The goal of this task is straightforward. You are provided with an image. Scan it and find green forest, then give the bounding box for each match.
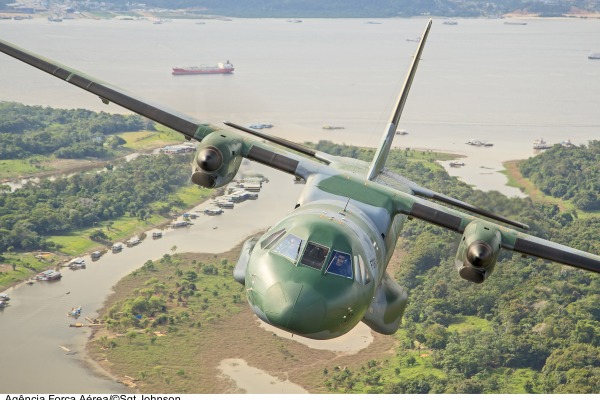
[0,103,190,254]
[312,141,599,393]
[0,102,152,159]
[519,141,600,212]
[88,139,599,394]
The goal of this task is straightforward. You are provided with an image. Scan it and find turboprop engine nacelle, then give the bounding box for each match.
[455,220,501,284]
[191,131,243,188]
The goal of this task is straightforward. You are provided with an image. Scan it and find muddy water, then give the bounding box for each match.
[0,163,303,393]
[218,358,308,394]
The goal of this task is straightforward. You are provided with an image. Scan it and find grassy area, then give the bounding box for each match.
[120,127,183,152]
[0,158,50,179]
[87,247,401,393]
[87,251,249,393]
[447,315,492,334]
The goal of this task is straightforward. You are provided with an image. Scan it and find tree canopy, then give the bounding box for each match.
[519,141,600,212]
[0,102,153,159]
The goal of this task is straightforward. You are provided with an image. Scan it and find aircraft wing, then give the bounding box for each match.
[0,38,219,141]
[392,190,600,274]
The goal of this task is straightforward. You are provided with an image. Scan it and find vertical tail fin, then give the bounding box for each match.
[367,19,432,181]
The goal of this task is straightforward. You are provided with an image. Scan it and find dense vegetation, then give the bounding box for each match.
[96,0,600,17]
[0,102,152,159]
[312,141,599,393]
[0,153,193,253]
[519,141,600,212]
[89,140,599,393]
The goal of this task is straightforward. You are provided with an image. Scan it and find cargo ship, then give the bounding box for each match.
[172,61,234,75]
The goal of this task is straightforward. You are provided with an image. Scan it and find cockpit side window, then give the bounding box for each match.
[260,228,286,250]
[300,242,329,270]
[353,255,372,285]
[273,234,304,262]
[326,251,353,279]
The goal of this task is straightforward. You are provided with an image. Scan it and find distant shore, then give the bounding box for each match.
[2,11,600,20]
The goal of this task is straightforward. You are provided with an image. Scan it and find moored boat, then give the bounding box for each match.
[36,269,62,281]
[533,138,552,150]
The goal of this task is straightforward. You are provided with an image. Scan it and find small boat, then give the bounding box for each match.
[171,220,192,228]
[504,21,528,25]
[443,20,458,25]
[127,237,141,247]
[91,251,102,259]
[68,306,82,318]
[249,123,273,129]
[533,138,552,150]
[466,139,493,147]
[449,162,465,167]
[67,257,86,269]
[204,208,224,216]
[322,125,344,130]
[111,242,124,253]
[588,53,600,60]
[395,130,409,135]
[36,269,62,281]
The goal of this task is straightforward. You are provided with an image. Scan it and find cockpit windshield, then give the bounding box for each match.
[300,242,329,270]
[271,234,355,280]
[325,250,353,279]
[273,234,303,262]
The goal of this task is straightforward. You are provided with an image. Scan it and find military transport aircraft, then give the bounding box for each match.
[1,20,599,340]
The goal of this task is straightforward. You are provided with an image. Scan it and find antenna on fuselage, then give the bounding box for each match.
[343,198,351,213]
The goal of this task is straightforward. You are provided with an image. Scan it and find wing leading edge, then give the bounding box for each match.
[0,38,218,141]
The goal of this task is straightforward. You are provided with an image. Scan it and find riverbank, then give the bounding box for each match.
[0,182,213,292]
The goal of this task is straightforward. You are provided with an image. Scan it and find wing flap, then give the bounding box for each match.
[511,237,600,273]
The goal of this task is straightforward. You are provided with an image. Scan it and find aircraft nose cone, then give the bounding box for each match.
[264,282,302,328]
[263,282,327,334]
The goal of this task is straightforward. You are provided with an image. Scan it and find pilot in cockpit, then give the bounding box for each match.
[327,251,353,278]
